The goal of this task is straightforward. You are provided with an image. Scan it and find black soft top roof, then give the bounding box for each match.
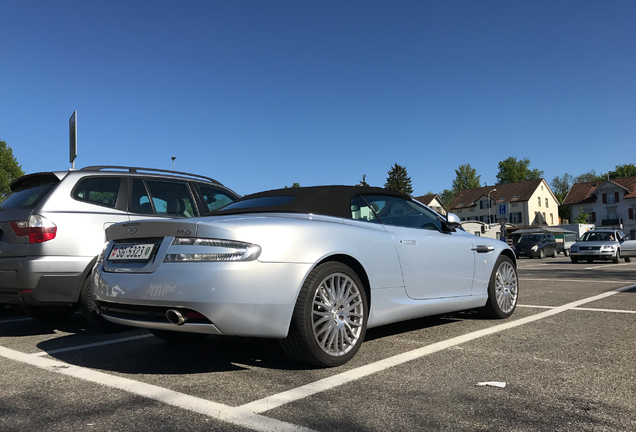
[212,185,409,218]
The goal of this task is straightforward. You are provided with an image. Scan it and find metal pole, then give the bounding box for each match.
[488,188,497,225]
[171,156,176,173]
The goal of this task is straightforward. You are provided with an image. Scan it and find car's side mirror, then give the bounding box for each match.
[445,212,461,231]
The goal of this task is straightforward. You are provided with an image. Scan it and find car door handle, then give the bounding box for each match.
[400,240,417,245]
[472,245,494,253]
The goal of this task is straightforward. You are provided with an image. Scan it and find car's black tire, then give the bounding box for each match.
[21,303,79,322]
[613,250,620,264]
[551,248,557,258]
[150,329,208,343]
[280,261,368,367]
[564,249,570,257]
[79,276,129,332]
[482,255,518,319]
[538,249,544,259]
[626,257,632,263]
[571,257,578,264]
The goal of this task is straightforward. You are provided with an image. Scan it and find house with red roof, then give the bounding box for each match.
[562,176,636,237]
[448,179,560,227]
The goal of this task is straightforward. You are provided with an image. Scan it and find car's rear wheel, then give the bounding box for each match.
[280,261,368,367]
[482,255,518,319]
[80,276,128,332]
[564,249,570,257]
[21,303,79,322]
[626,257,632,263]
[150,329,208,343]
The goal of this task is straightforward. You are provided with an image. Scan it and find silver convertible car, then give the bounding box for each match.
[91,186,519,367]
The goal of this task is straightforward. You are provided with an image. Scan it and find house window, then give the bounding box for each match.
[545,198,549,208]
[470,208,475,212]
[480,200,491,209]
[512,203,518,208]
[550,214,554,224]
[606,193,615,204]
[538,197,541,207]
[629,208,634,220]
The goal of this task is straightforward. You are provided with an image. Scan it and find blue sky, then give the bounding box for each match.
[1,1,634,197]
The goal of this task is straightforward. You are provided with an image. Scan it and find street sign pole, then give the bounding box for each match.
[69,111,77,169]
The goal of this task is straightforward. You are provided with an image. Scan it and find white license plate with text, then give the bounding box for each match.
[109,244,154,261]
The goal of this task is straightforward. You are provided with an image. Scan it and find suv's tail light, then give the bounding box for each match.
[9,215,57,243]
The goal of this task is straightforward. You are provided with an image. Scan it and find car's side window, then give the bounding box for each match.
[351,196,381,223]
[145,179,198,217]
[196,184,236,213]
[356,195,442,231]
[72,177,120,208]
[130,178,154,214]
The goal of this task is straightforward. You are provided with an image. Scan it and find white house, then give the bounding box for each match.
[413,193,446,215]
[563,177,636,238]
[448,179,560,227]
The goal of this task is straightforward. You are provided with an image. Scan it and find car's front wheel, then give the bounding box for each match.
[281,261,368,367]
[613,250,621,264]
[571,257,578,264]
[538,249,545,259]
[482,255,518,319]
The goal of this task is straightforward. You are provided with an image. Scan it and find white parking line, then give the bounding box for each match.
[1,284,634,432]
[521,277,633,284]
[517,305,636,314]
[239,284,635,414]
[583,263,632,270]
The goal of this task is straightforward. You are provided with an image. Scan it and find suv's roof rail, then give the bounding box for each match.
[80,166,222,185]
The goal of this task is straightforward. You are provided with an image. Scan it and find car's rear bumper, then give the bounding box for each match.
[92,261,313,339]
[0,255,93,305]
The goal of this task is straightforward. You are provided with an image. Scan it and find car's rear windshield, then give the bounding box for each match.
[219,195,296,210]
[1,178,58,209]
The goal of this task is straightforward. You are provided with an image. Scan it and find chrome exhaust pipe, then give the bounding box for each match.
[166,309,186,325]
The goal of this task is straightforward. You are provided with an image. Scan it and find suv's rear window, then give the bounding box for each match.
[1,179,57,209]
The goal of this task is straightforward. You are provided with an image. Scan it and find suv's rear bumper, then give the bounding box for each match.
[0,255,94,305]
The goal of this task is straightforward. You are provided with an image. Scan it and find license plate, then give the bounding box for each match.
[109,244,154,261]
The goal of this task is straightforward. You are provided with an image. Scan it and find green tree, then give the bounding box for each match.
[284,183,301,188]
[550,173,573,204]
[384,163,413,196]
[575,170,603,183]
[452,164,481,192]
[496,157,543,184]
[0,140,25,201]
[608,163,636,179]
[439,188,456,212]
[573,207,589,224]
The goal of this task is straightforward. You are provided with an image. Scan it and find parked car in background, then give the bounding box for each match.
[0,166,239,328]
[92,185,519,367]
[569,228,636,264]
[512,233,558,259]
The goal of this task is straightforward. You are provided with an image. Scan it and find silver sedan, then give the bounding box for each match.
[91,186,518,367]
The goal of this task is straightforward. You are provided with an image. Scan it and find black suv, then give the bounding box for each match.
[0,166,239,328]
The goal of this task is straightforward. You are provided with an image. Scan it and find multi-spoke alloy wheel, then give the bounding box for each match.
[483,255,518,319]
[281,262,368,367]
[494,260,518,315]
[311,272,364,357]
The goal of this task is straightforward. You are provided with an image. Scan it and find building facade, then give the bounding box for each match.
[563,177,636,238]
[448,179,560,227]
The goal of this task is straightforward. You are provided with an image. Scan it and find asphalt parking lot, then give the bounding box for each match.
[1,256,635,432]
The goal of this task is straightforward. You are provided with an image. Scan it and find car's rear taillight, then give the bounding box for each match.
[9,215,57,243]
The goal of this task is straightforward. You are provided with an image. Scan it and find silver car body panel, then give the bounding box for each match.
[93,212,511,338]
